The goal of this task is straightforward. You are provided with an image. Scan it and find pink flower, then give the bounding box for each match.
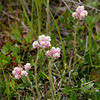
[45,50,51,57]
[38,35,46,42]
[12,66,22,79]
[72,12,78,19]
[39,40,51,48]
[50,47,56,54]
[32,41,39,48]
[45,41,51,48]
[46,47,60,59]
[76,6,84,14]
[80,12,85,20]
[13,67,22,75]
[53,53,60,58]
[83,10,88,16]
[50,47,60,54]
[21,70,28,76]
[15,74,21,80]
[33,35,51,49]
[40,41,46,48]
[45,36,51,42]
[72,6,88,20]
[24,63,31,70]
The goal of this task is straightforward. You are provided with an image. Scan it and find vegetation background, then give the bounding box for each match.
[0,0,100,100]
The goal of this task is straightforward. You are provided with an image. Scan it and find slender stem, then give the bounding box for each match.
[34,49,41,100]
[26,76,36,100]
[72,22,77,70]
[48,59,55,100]
[88,24,93,66]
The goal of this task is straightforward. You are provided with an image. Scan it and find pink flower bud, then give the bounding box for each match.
[45,41,51,47]
[53,53,60,58]
[50,47,56,54]
[80,12,85,20]
[83,10,88,16]
[38,35,46,42]
[12,66,22,80]
[15,74,21,80]
[32,41,39,48]
[24,63,31,70]
[76,6,84,14]
[45,36,51,42]
[45,50,51,57]
[72,12,78,19]
[40,41,45,48]
[21,70,28,76]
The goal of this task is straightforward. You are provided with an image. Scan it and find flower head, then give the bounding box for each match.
[45,50,51,57]
[72,6,88,20]
[72,12,78,19]
[46,47,60,59]
[33,35,51,49]
[32,41,39,49]
[21,70,28,76]
[12,66,22,80]
[24,63,31,70]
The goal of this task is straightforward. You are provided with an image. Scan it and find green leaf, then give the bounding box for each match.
[41,71,49,80]
[18,84,25,89]
[70,91,77,100]
[6,42,11,50]
[1,47,8,54]
[2,60,8,65]
[95,92,100,100]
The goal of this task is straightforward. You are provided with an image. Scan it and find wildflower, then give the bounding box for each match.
[12,66,22,80]
[33,35,51,49]
[45,50,51,57]
[80,12,85,20]
[24,63,31,70]
[46,47,60,59]
[76,6,84,14]
[15,74,21,80]
[32,41,39,49]
[72,6,88,20]
[53,53,60,59]
[38,35,46,42]
[83,10,88,16]
[21,70,28,76]
[72,12,78,19]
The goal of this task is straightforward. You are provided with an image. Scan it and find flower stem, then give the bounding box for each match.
[34,49,41,100]
[26,76,36,100]
[72,21,78,70]
[48,59,55,100]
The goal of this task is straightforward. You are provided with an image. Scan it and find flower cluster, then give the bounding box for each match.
[33,35,61,59]
[72,6,88,20]
[32,35,51,49]
[45,47,60,59]
[12,63,31,79]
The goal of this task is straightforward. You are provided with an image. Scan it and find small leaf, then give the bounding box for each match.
[2,60,8,65]
[18,84,25,89]
[70,91,77,100]
[1,47,8,54]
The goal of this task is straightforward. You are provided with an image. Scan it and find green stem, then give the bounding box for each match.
[26,76,36,100]
[72,21,78,70]
[34,49,41,100]
[48,59,55,100]
[88,24,93,66]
